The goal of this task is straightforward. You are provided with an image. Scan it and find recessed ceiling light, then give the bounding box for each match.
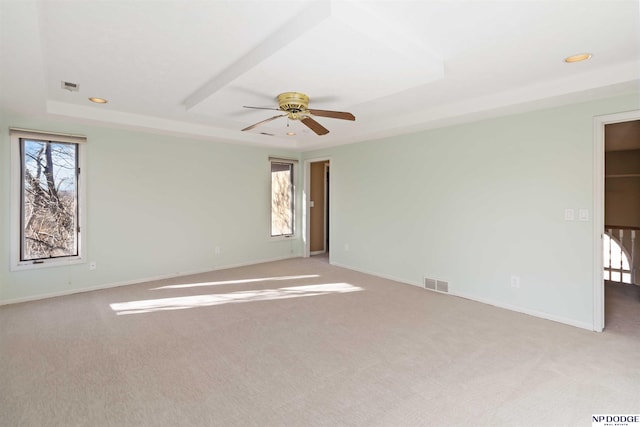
[88,97,108,104]
[286,132,296,136]
[564,53,592,63]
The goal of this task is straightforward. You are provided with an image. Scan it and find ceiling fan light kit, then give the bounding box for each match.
[241,92,355,136]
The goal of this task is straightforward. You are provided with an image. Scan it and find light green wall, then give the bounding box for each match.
[305,94,639,329]
[0,112,302,303]
[3,94,639,329]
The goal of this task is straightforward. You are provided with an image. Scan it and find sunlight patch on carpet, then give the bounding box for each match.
[111,283,362,315]
[150,274,321,290]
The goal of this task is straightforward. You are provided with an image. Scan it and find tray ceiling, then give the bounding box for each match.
[1,0,639,150]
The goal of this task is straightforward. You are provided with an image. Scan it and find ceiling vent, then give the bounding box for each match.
[61,81,79,92]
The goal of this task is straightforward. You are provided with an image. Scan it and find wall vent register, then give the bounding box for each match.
[424,277,449,293]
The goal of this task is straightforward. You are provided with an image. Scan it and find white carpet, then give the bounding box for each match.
[1,257,639,426]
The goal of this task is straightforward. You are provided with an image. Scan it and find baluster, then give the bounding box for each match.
[607,228,612,281]
[619,229,624,282]
[632,230,636,284]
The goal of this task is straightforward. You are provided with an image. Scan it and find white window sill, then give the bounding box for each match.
[270,235,296,242]
[11,256,84,272]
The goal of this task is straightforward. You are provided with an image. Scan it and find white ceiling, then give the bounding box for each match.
[1,0,639,150]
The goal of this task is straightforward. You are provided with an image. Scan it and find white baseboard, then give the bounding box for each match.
[330,261,595,332]
[330,262,424,288]
[3,257,597,332]
[0,254,298,306]
[448,290,595,332]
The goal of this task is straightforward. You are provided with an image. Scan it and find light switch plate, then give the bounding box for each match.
[579,209,589,221]
[564,208,575,221]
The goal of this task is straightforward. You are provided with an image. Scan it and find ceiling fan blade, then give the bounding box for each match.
[301,117,330,136]
[241,114,286,132]
[308,109,355,121]
[243,106,282,112]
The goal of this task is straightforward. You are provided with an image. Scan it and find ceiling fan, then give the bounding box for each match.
[241,92,355,136]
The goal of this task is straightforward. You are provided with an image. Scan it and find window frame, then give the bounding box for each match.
[269,157,296,240]
[10,128,87,271]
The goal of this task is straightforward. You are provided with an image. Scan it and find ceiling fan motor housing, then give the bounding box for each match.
[278,92,309,113]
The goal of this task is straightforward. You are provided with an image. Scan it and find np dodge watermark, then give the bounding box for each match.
[593,415,640,427]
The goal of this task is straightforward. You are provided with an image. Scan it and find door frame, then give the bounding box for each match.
[593,109,640,332]
[303,156,331,258]
[323,162,330,253]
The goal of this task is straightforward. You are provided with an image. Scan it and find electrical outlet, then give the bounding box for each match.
[510,275,520,288]
[344,243,349,251]
[215,247,221,255]
[89,261,97,271]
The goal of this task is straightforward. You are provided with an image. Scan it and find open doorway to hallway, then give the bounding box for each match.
[603,119,640,328]
[309,160,330,257]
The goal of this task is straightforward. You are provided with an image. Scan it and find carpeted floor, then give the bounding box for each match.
[1,256,639,426]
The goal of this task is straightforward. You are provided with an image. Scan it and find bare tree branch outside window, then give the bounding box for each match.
[271,162,294,236]
[21,139,78,260]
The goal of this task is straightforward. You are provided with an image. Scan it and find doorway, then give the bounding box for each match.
[604,121,640,286]
[305,158,330,258]
[594,111,640,332]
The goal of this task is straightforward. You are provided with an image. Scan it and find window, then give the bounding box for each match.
[270,159,295,237]
[10,129,86,270]
[603,232,632,284]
